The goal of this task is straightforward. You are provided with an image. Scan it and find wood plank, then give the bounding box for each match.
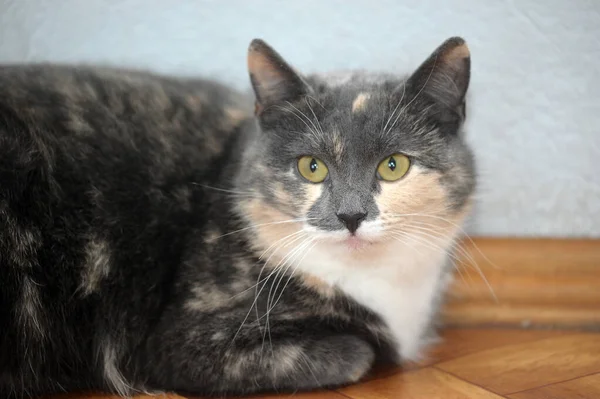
[508,373,600,399]
[343,328,568,382]
[42,329,600,399]
[437,333,600,395]
[241,391,348,399]
[421,328,567,365]
[443,302,600,328]
[49,391,347,399]
[47,394,183,399]
[442,238,600,328]
[453,238,600,274]
[338,367,503,399]
[37,237,600,399]
[47,394,164,399]
[449,273,600,305]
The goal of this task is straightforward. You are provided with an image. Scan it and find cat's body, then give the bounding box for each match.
[0,38,475,397]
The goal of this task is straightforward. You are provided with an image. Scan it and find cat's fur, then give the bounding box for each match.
[0,37,474,397]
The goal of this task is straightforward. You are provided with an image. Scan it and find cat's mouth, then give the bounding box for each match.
[303,222,383,250]
[343,235,373,251]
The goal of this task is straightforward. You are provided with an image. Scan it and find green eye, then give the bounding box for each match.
[298,156,329,183]
[377,153,411,181]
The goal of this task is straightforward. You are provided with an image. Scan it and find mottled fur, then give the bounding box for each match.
[0,37,474,397]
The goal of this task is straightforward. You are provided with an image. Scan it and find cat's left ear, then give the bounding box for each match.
[405,37,470,122]
[248,39,311,115]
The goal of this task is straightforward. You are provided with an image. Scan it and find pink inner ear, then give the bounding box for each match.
[248,52,283,114]
[440,44,470,78]
[442,43,470,65]
[248,52,285,94]
[415,39,470,110]
[247,38,310,111]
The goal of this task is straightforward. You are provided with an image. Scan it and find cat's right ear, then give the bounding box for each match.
[248,39,311,115]
[404,37,471,123]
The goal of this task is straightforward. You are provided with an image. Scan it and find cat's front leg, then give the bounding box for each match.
[224,333,375,393]
[138,318,375,396]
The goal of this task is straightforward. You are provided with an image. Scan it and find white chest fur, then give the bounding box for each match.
[297,240,451,361]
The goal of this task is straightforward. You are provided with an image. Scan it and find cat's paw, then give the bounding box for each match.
[298,335,375,388]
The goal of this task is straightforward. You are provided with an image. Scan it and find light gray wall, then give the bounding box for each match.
[1,0,599,237]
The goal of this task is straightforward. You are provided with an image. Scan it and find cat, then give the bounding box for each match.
[0,36,474,398]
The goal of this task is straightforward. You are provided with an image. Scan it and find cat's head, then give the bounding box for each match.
[236,37,475,272]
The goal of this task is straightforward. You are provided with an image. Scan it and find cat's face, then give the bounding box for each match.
[237,38,475,268]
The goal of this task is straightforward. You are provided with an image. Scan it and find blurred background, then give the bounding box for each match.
[0,0,598,237]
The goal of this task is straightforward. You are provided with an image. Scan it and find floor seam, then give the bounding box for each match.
[433,366,506,397]
[505,370,600,396]
[434,330,579,366]
[349,365,424,385]
[333,389,356,399]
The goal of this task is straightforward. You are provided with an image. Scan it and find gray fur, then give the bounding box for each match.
[80,238,112,296]
[0,37,474,398]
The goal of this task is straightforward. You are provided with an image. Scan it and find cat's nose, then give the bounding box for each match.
[336,212,367,234]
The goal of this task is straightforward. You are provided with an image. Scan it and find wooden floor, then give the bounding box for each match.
[442,239,600,329]
[43,238,600,398]
[47,327,600,399]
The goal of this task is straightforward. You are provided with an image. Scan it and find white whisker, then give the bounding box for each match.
[228,230,305,300]
[262,236,314,354]
[381,81,406,137]
[212,218,313,240]
[387,54,438,135]
[268,239,317,314]
[253,230,307,336]
[276,102,322,145]
[227,232,308,349]
[390,230,472,287]
[395,220,481,272]
[305,97,325,141]
[389,221,497,302]
[386,211,501,271]
[190,183,257,196]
